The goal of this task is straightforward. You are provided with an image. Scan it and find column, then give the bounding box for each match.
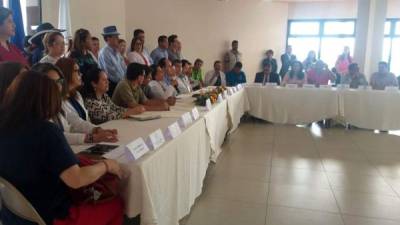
[354,0,387,78]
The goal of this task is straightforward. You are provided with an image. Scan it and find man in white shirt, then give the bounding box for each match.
[205,60,226,87]
[173,59,191,94]
[224,40,242,72]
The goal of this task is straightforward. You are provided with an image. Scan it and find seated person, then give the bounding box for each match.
[32,63,117,145]
[112,63,170,110]
[148,65,177,106]
[370,61,398,90]
[254,62,280,85]
[262,49,278,74]
[341,63,368,89]
[158,58,179,94]
[281,61,306,87]
[205,60,227,86]
[174,59,192,94]
[0,71,124,225]
[226,62,247,87]
[0,62,27,103]
[40,32,65,64]
[82,67,143,124]
[306,60,336,87]
[141,65,153,98]
[192,58,205,87]
[182,59,200,90]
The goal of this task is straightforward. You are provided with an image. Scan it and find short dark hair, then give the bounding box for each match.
[158,35,167,44]
[168,35,178,45]
[134,29,144,37]
[348,63,359,71]
[181,59,191,67]
[0,62,26,103]
[379,61,388,67]
[234,62,242,69]
[151,65,159,80]
[91,36,99,42]
[214,60,221,66]
[0,7,12,25]
[232,40,238,45]
[0,71,62,131]
[82,67,104,99]
[194,58,203,65]
[126,63,145,81]
[158,58,168,69]
[143,65,152,76]
[266,49,274,55]
[173,59,182,66]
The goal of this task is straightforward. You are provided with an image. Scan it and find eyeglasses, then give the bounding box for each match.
[55,78,64,85]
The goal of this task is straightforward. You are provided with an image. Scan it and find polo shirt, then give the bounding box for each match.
[112,79,148,108]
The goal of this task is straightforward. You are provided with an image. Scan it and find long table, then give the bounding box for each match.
[71,88,248,225]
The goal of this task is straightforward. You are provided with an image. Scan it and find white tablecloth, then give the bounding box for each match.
[246,86,339,124]
[339,89,400,130]
[227,89,250,133]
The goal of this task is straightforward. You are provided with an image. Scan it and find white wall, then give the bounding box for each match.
[387,0,400,18]
[288,0,357,19]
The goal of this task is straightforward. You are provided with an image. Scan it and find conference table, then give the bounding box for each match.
[71,88,249,225]
[71,84,400,225]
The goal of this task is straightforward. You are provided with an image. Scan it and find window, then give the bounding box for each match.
[383,19,400,75]
[287,19,356,69]
[3,0,41,35]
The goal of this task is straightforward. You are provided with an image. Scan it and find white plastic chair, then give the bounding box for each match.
[0,177,46,225]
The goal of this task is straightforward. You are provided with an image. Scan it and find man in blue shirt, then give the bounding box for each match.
[226,62,247,86]
[151,35,169,65]
[98,26,127,96]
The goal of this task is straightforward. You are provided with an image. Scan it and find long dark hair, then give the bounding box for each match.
[130,37,143,52]
[31,63,67,98]
[72,28,91,54]
[0,71,62,131]
[0,62,26,103]
[289,61,305,80]
[82,66,103,99]
[56,58,79,99]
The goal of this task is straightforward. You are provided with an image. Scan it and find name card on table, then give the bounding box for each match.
[149,129,166,150]
[385,86,399,92]
[181,112,193,127]
[192,107,200,120]
[228,88,234,95]
[126,138,150,160]
[339,84,350,89]
[237,84,243,89]
[223,90,228,98]
[319,85,331,89]
[206,99,212,111]
[303,84,315,89]
[286,84,298,88]
[265,82,277,87]
[167,122,182,139]
[357,85,372,91]
[217,94,224,103]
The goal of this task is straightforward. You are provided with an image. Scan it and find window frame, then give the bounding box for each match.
[384,18,400,72]
[3,0,42,34]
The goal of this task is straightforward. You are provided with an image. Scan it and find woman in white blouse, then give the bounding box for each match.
[127,37,151,66]
[40,32,65,64]
[148,65,176,106]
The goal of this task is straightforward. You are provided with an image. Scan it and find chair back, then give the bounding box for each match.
[0,177,46,225]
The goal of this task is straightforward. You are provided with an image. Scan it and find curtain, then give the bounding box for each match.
[58,0,71,39]
[9,0,25,50]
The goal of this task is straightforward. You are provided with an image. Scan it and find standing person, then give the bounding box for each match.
[0,7,28,65]
[192,58,204,87]
[167,34,181,61]
[254,62,280,85]
[281,61,306,87]
[262,49,278,74]
[40,32,65,64]
[205,60,226,87]
[133,29,153,65]
[118,39,129,65]
[303,50,317,71]
[0,71,124,225]
[90,36,100,62]
[226,62,247,87]
[279,45,297,78]
[150,35,169,65]
[98,26,127,96]
[128,37,151,66]
[370,61,398,90]
[224,40,242,72]
[335,46,352,76]
[306,60,336,87]
[69,29,98,77]
[341,63,368,89]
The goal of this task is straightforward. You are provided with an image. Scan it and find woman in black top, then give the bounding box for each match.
[69,29,98,77]
[0,71,124,225]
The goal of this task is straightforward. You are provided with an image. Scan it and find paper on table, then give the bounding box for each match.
[149,129,166,150]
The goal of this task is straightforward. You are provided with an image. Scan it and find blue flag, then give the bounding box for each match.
[9,0,25,50]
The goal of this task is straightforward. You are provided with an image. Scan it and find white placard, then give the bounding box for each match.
[217,94,224,103]
[303,84,315,89]
[168,122,182,139]
[265,82,277,87]
[228,88,234,95]
[192,107,200,120]
[181,112,193,127]
[149,129,166,150]
[126,138,150,160]
[206,99,212,111]
[223,90,228,98]
[237,84,243,89]
[286,84,298,88]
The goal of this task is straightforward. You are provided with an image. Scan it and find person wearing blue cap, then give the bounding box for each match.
[98,25,127,96]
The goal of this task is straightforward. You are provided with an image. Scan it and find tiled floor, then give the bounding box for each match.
[180,121,400,225]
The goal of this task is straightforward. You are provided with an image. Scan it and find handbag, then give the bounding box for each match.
[69,155,120,205]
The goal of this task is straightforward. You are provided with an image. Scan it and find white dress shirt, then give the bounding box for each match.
[148,80,177,100]
[205,70,227,86]
[176,74,192,94]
